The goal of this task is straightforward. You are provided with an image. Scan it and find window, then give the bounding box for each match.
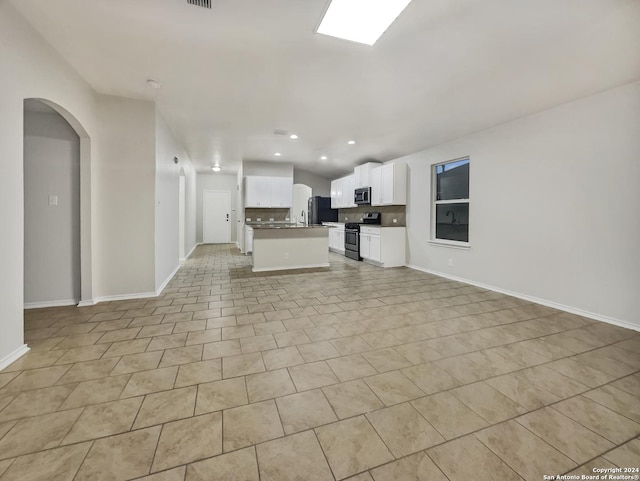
[432,157,469,244]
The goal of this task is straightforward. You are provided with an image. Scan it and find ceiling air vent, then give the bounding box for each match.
[187,0,211,8]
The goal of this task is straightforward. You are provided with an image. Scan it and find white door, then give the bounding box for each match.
[203,191,231,243]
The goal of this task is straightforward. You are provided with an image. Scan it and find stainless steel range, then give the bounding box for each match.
[344,212,381,261]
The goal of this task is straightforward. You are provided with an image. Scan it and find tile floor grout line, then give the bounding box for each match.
[8,247,640,479]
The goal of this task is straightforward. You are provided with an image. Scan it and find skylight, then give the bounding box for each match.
[316,0,412,46]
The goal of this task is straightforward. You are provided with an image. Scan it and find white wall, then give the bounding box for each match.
[244,160,293,178]
[24,106,80,305]
[94,95,156,297]
[293,169,331,197]
[398,81,640,329]
[154,112,196,289]
[196,174,237,243]
[0,2,99,365]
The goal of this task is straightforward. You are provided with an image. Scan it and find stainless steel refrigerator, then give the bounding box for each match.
[308,196,338,225]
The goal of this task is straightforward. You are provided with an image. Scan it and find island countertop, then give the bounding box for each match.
[250,224,333,230]
[250,224,330,272]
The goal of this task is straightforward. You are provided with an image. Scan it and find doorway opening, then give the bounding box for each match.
[203,190,231,244]
[23,98,93,308]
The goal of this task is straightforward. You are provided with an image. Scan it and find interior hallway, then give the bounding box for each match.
[0,245,639,480]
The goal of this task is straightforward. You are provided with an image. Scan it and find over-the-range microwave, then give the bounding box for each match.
[354,187,371,205]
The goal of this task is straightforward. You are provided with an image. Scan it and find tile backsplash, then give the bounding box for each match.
[338,205,406,227]
[244,208,290,222]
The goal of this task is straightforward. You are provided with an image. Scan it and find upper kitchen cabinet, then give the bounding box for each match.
[342,174,356,208]
[270,176,293,207]
[354,162,381,188]
[371,163,407,206]
[244,176,293,208]
[330,178,341,209]
[331,174,356,208]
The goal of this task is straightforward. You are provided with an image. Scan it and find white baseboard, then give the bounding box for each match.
[24,299,77,309]
[156,264,181,296]
[406,264,639,332]
[0,344,30,371]
[252,263,330,273]
[77,299,97,307]
[180,243,199,263]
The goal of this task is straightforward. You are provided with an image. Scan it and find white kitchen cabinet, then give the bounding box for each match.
[342,174,356,208]
[371,163,407,206]
[270,177,293,207]
[354,162,381,188]
[360,226,405,267]
[244,176,293,208]
[330,175,356,208]
[325,223,345,254]
[244,225,254,254]
[330,179,339,209]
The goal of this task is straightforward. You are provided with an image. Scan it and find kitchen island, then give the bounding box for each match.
[251,225,331,272]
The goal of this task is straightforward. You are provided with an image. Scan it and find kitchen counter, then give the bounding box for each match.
[251,225,330,272]
[252,224,333,230]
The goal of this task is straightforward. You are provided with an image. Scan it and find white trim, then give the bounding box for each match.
[0,344,30,371]
[406,264,640,332]
[329,247,346,255]
[427,239,471,250]
[252,263,330,273]
[156,263,181,296]
[77,299,97,307]
[180,242,199,263]
[434,199,470,205]
[90,291,159,304]
[78,261,184,307]
[24,299,77,309]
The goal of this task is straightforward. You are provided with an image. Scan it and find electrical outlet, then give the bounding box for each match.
[48,195,58,206]
[245,218,251,222]
[284,252,289,259]
[269,218,274,221]
[257,218,261,221]
[448,258,454,267]
[392,218,397,223]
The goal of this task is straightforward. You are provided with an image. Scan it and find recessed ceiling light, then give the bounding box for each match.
[347,140,356,145]
[274,152,282,157]
[320,156,328,160]
[316,0,412,46]
[289,134,298,140]
[147,79,161,89]
[212,166,221,172]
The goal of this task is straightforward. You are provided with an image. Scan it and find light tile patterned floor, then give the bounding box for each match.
[1,244,639,481]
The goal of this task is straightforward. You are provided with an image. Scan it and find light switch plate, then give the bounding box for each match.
[48,195,58,206]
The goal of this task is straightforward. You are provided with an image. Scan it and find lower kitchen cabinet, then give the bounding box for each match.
[326,223,345,254]
[245,225,254,254]
[360,226,405,267]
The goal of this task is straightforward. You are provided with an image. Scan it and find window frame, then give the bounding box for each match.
[430,156,470,248]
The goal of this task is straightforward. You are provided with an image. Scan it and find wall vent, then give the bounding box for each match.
[273,129,289,136]
[188,0,211,9]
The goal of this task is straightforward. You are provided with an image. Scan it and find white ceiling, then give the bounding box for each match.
[12,0,640,178]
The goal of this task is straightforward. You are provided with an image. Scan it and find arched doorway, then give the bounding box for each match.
[23,98,93,307]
